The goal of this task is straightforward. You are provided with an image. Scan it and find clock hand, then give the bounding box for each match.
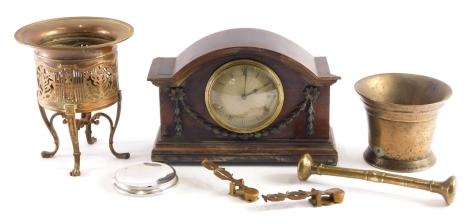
[244,71,247,95]
[242,67,248,100]
[246,82,271,97]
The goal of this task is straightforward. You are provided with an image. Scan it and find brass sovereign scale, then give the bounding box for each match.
[202,158,259,202]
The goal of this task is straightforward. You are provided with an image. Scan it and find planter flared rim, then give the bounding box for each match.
[14,16,134,50]
[354,72,453,107]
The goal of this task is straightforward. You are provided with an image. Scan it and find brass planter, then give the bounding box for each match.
[355,73,452,172]
[15,17,133,176]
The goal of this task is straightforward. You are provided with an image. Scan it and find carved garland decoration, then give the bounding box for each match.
[169,86,320,140]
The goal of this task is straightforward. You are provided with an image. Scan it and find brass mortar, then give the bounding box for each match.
[355,73,452,172]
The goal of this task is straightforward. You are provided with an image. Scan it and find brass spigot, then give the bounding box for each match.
[297,153,456,205]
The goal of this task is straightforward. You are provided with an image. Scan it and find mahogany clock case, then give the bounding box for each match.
[148,28,341,164]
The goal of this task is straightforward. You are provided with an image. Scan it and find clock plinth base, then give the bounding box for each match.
[151,127,338,166]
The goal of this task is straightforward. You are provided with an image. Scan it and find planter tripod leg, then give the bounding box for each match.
[89,91,129,159]
[83,112,97,144]
[39,103,63,158]
[65,104,81,176]
[109,92,129,159]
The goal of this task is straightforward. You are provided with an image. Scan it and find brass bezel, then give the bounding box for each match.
[205,59,284,133]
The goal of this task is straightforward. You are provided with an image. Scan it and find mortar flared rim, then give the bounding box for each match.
[354,73,452,107]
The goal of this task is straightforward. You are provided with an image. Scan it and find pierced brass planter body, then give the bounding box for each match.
[15,17,134,176]
[355,73,452,172]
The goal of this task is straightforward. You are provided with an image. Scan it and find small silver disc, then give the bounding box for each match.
[113,162,178,197]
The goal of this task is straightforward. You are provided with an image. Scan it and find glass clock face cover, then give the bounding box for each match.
[205,59,284,133]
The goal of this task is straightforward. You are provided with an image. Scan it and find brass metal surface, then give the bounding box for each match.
[355,73,452,172]
[15,16,133,50]
[298,153,456,205]
[15,17,133,176]
[202,158,259,202]
[262,188,344,207]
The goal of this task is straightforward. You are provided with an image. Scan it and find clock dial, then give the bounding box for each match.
[205,59,284,133]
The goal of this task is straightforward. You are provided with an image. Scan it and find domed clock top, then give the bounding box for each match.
[148,28,340,87]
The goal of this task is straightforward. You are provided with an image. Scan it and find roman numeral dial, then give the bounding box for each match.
[205,59,284,133]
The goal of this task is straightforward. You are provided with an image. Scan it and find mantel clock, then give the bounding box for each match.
[147,28,341,165]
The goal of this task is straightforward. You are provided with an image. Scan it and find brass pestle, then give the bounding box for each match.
[297,153,456,205]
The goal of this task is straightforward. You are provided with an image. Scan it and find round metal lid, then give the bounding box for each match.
[113,162,178,197]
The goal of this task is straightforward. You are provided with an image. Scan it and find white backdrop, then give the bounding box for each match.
[2,1,467,223]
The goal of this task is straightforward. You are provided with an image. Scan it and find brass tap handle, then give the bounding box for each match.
[262,188,345,207]
[202,158,259,202]
[297,153,457,205]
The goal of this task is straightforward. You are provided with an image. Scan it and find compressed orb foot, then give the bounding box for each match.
[87,137,97,144]
[70,168,81,176]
